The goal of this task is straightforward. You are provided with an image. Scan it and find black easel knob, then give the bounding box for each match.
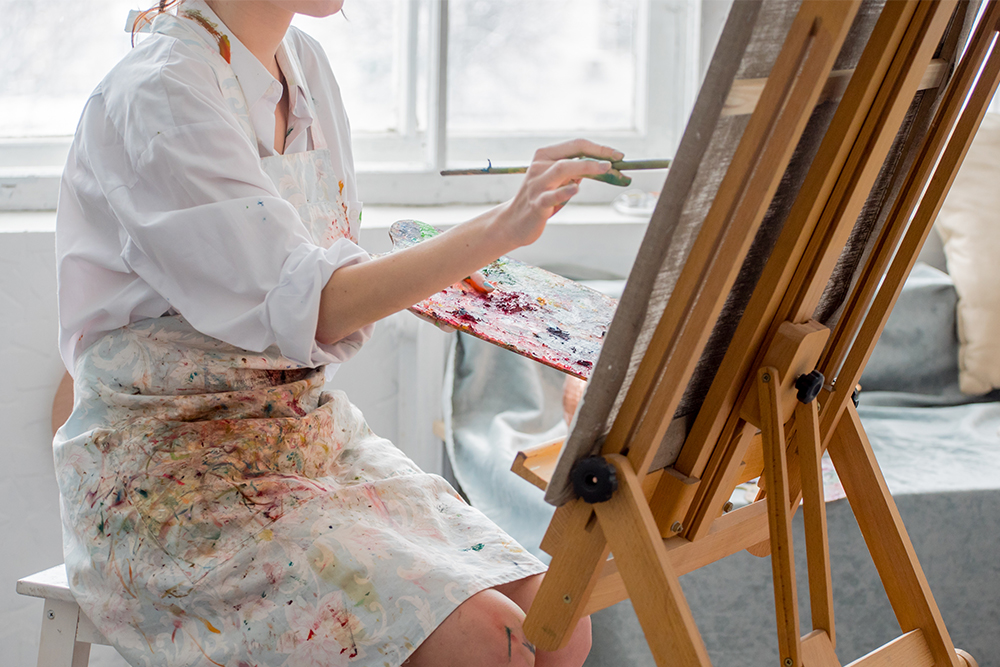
[571,456,618,504]
[795,370,825,404]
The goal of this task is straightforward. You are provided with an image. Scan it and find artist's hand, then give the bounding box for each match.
[464,270,495,293]
[498,139,625,248]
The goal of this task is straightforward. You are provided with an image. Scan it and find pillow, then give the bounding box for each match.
[936,112,1000,395]
[860,263,959,394]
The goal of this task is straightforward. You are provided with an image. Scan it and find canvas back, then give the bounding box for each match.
[546,0,978,505]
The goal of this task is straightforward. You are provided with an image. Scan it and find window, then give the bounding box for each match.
[0,0,700,210]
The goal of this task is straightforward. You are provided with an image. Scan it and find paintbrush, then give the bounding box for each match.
[440,158,671,186]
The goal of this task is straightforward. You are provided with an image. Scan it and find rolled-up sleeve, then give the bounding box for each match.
[96,43,373,367]
[263,239,372,365]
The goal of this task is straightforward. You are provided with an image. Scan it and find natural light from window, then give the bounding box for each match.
[0,0,698,208]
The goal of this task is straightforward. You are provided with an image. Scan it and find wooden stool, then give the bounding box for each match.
[17,564,110,667]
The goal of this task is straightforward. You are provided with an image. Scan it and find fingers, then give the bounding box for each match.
[590,168,632,187]
[542,156,615,185]
[540,157,631,188]
[532,140,631,189]
[504,139,624,248]
[464,270,496,293]
[536,182,580,211]
[535,138,624,163]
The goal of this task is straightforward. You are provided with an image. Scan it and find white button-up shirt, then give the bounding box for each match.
[56,0,371,373]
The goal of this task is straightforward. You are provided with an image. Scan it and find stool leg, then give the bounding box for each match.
[38,599,91,667]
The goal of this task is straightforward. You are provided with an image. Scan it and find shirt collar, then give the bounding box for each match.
[231,31,283,112]
[177,1,310,110]
[176,0,233,62]
[177,0,314,152]
[176,0,274,111]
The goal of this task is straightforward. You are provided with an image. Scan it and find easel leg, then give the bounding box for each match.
[797,399,835,645]
[828,404,960,667]
[594,454,712,667]
[523,499,610,652]
[758,368,802,667]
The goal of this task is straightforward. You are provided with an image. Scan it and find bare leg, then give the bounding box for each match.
[495,574,592,667]
[403,588,537,667]
[403,574,591,667]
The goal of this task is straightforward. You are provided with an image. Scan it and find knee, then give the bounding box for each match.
[458,589,536,667]
[407,588,536,667]
[564,615,593,667]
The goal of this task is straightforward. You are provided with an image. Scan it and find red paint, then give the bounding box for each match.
[450,308,479,323]
[488,291,538,315]
[288,396,307,417]
[389,220,616,379]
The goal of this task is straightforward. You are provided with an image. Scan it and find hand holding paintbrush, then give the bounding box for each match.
[441,157,671,188]
[446,151,666,290]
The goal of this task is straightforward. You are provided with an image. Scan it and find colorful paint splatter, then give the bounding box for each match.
[55,316,545,667]
[181,8,231,62]
[389,220,617,379]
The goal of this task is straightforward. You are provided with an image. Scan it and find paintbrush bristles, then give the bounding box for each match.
[440,158,672,177]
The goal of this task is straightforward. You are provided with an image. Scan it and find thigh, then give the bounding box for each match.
[493,573,544,613]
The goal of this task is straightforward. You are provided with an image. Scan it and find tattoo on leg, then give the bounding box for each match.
[505,626,512,661]
[522,640,536,655]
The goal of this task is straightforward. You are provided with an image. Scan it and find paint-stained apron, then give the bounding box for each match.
[53,11,544,667]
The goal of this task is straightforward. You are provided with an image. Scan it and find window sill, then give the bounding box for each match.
[0,210,55,232]
[1,164,668,211]
[0,204,649,279]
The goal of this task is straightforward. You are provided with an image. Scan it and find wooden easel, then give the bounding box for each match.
[510,1,1000,665]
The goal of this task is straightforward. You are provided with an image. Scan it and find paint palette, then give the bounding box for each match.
[388,220,618,379]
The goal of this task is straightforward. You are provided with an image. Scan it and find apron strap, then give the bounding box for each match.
[276,40,328,151]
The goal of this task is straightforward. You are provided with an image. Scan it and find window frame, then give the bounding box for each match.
[0,0,701,211]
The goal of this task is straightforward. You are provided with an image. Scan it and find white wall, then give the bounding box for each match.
[0,224,73,667]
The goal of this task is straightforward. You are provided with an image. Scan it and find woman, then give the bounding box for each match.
[54,1,617,665]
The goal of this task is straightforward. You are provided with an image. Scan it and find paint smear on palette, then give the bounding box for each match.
[388,220,617,379]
